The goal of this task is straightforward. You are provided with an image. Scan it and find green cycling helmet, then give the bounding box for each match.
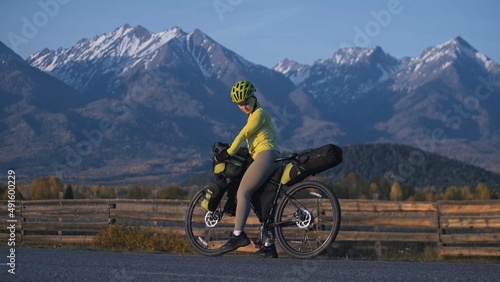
[230,80,256,103]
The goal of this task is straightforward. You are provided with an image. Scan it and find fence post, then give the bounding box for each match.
[108,199,116,225]
[436,201,443,258]
[58,200,63,236]
[374,225,382,259]
[151,199,158,228]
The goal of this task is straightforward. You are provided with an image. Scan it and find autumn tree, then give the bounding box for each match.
[475,182,491,200]
[441,186,473,201]
[340,172,369,199]
[390,182,403,201]
[102,186,117,199]
[1,183,24,200]
[367,182,380,200]
[376,177,391,200]
[30,176,64,200]
[30,178,49,200]
[157,184,186,199]
[94,186,116,199]
[127,186,144,199]
[63,184,74,199]
[443,186,462,200]
[48,176,64,196]
[459,186,473,200]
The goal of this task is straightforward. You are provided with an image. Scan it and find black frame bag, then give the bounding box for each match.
[281,144,343,186]
[251,166,283,223]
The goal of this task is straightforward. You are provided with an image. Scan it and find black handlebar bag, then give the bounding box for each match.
[201,143,251,211]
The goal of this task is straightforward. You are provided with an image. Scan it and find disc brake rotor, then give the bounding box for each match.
[296,210,313,229]
[204,211,220,227]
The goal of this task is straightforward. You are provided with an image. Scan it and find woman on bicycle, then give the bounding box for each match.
[214,80,282,257]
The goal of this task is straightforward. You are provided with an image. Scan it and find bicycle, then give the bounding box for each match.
[184,143,342,259]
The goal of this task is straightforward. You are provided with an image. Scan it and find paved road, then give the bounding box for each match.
[0,247,498,281]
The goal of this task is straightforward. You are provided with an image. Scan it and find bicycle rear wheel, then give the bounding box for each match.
[185,187,235,256]
[275,180,341,259]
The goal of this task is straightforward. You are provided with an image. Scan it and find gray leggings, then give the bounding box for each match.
[235,150,282,231]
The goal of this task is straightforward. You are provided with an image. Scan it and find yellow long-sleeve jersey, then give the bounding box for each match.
[227,105,279,159]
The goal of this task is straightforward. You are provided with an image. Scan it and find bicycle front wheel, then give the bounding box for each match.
[185,187,235,256]
[275,180,341,259]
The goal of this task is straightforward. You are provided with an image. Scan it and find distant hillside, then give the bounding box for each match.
[323,143,500,191]
[180,143,500,192]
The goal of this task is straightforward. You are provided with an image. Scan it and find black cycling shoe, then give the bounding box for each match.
[219,232,250,254]
[254,244,278,258]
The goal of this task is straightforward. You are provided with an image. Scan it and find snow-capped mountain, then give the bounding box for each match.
[273,58,311,86]
[17,25,306,183]
[28,24,280,94]
[392,36,498,91]
[28,25,184,91]
[275,45,400,107]
[275,37,498,102]
[27,25,298,115]
[28,25,201,94]
[274,36,500,172]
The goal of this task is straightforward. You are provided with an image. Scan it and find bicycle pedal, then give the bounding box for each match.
[249,238,262,249]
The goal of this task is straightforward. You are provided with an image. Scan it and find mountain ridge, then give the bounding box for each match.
[2,24,500,186]
[273,34,500,172]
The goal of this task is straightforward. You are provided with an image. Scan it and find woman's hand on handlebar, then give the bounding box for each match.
[214,149,230,163]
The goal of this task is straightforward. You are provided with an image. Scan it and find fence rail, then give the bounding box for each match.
[1,199,499,257]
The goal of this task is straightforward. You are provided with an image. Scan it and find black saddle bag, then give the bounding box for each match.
[281,144,343,186]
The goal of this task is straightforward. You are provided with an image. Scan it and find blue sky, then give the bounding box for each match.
[1,0,499,68]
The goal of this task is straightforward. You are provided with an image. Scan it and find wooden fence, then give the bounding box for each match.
[1,199,499,257]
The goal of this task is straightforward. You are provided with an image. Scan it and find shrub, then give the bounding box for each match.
[93,223,194,254]
[160,232,195,254]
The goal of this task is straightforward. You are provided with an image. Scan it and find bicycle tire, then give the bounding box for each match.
[274,180,341,259]
[184,187,235,256]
